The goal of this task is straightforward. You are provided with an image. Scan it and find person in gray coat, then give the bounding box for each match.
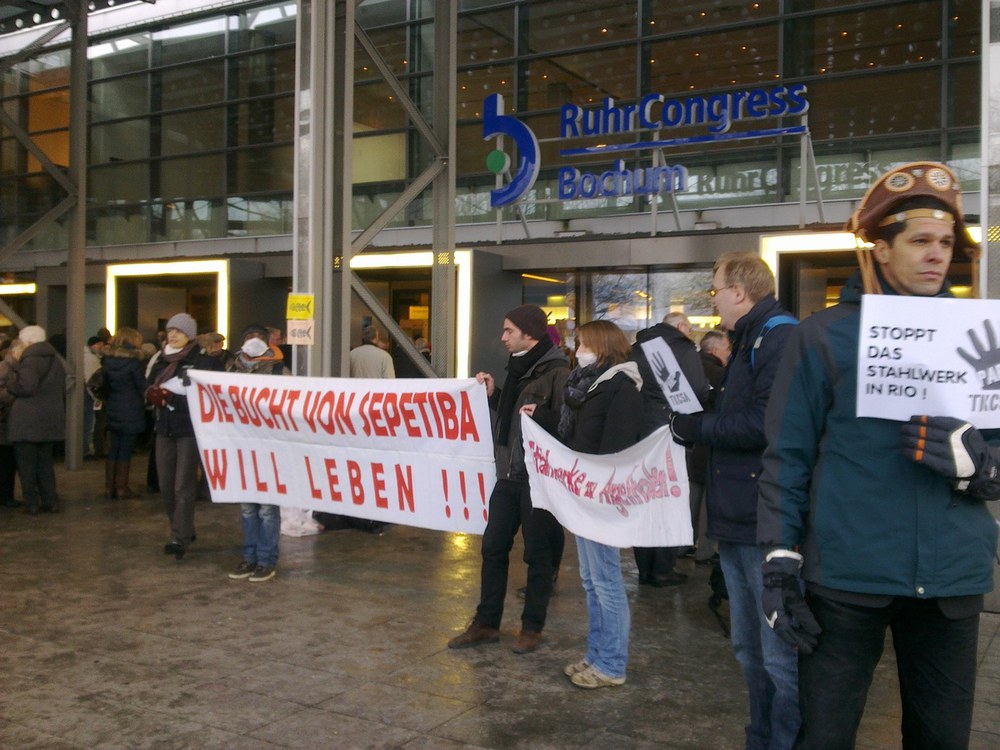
[5,326,67,514]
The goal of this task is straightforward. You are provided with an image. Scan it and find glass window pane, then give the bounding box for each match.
[160,154,225,199]
[159,62,225,110]
[91,162,150,203]
[526,1,637,56]
[808,69,941,141]
[161,108,225,155]
[357,26,410,79]
[524,48,636,110]
[28,131,69,171]
[358,0,409,28]
[163,199,226,240]
[242,2,298,48]
[236,96,295,147]
[457,65,514,117]
[154,18,226,66]
[949,62,979,128]
[648,0,779,29]
[949,0,981,58]
[356,81,409,129]
[459,9,515,67]
[92,75,150,121]
[647,26,779,92]
[234,48,296,97]
[26,88,69,135]
[228,146,293,193]
[89,34,150,79]
[90,119,150,164]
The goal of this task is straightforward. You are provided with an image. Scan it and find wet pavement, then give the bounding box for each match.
[1,452,998,749]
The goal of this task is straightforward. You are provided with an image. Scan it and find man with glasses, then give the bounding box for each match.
[670,251,800,750]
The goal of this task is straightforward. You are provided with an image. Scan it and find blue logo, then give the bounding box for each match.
[482,94,539,208]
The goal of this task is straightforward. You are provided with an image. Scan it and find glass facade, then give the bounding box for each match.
[0,0,982,253]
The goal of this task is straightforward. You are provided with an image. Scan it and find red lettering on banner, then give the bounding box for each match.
[371,462,388,508]
[304,456,323,499]
[399,393,420,437]
[302,390,356,435]
[347,460,364,504]
[268,388,300,431]
[477,472,488,522]
[323,458,343,502]
[396,465,414,512]
[370,393,387,437]
[411,393,435,434]
[237,449,248,490]
[459,469,469,520]
[202,449,228,488]
[382,395,402,436]
[197,383,234,424]
[460,393,480,442]
[270,452,287,494]
[441,469,450,518]
[251,451,268,492]
[358,393,371,436]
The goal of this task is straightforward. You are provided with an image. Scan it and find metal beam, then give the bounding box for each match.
[350,160,444,253]
[0,108,76,194]
[0,194,75,264]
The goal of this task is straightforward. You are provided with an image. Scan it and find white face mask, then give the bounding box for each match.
[241,337,269,358]
[576,351,598,369]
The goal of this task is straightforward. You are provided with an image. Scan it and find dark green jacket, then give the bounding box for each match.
[758,272,998,603]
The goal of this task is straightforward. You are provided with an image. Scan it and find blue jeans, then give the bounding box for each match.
[797,593,978,750]
[719,541,800,750]
[241,503,280,567]
[576,536,630,679]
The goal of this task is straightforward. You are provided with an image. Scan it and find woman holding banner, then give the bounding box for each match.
[146,312,223,560]
[525,319,643,688]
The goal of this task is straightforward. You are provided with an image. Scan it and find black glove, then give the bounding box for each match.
[761,550,821,654]
[669,412,698,448]
[902,415,1000,496]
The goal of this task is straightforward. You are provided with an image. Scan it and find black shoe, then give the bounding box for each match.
[650,570,688,587]
[25,506,39,515]
[164,541,184,558]
[0,498,23,508]
[40,504,59,514]
[679,546,697,559]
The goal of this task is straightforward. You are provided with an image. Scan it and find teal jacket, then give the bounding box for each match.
[758,272,998,602]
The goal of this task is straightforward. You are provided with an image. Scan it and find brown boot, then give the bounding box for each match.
[104,460,117,499]
[447,620,500,649]
[115,459,138,499]
[512,629,543,654]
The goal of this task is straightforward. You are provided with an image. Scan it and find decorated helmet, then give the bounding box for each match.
[848,161,980,296]
[847,161,978,257]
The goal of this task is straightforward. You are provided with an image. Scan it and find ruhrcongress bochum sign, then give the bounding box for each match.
[483,84,809,208]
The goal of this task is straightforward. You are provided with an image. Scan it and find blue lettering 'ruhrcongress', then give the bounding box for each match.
[559,83,808,139]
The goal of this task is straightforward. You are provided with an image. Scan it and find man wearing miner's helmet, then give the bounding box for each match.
[757,162,999,749]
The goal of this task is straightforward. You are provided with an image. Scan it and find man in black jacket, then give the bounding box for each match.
[630,313,709,586]
[669,252,800,750]
[448,305,570,655]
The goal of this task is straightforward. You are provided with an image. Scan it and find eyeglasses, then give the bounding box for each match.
[708,285,734,298]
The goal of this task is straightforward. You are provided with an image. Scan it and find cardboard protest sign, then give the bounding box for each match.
[638,337,703,414]
[857,295,1000,427]
[186,371,496,534]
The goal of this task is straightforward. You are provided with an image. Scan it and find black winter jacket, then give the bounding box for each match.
[564,365,644,456]
[6,341,66,443]
[102,346,148,435]
[147,345,224,438]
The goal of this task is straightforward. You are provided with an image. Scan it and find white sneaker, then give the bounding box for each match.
[570,665,625,689]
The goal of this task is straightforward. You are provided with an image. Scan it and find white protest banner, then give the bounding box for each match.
[522,415,692,548]
[857,295,1000,427]
[639,338,703,414]
[185,370,496,534]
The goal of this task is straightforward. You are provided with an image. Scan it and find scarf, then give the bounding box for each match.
[495,337,553,446]
[232,345,284,374]
[558,363,603,442]
[152,341,198,387]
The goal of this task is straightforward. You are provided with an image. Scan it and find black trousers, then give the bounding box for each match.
[475,478,563,633]
[797,592,979,750]
[14,441,57,511]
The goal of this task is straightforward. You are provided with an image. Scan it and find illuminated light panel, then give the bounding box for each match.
[0,283,37,295]
[106,260,229,342]
[522,273,566,284]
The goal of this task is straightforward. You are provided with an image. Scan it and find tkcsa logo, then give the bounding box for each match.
[482,93,540,208]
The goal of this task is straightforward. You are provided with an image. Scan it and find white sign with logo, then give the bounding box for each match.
[639,338,703,414]
[857,295,1000,427]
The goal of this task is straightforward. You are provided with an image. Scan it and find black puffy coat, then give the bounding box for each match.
[147,345,223,438]
[102,346,148,435]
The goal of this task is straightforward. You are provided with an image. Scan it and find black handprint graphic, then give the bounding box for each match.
[957,320,1000,390]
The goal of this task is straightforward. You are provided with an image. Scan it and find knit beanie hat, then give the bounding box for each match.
[504,304,548,341]
[165,312,197,339]
[19,325,46,346]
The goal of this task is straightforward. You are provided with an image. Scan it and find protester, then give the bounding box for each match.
[669,253,800,749]
[349,325,395,378]
[226,324,288,583]
[758,161,998,749]
[0,339,25,509]
[83,335,104,458]
[630,311,709,586]
[533,320,642,688]
[5,325,66,515]
[101,327,147,499]
[146,312,223,559]
[448,304,570,654]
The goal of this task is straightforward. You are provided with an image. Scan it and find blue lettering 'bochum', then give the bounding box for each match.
[558,160,688,200]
